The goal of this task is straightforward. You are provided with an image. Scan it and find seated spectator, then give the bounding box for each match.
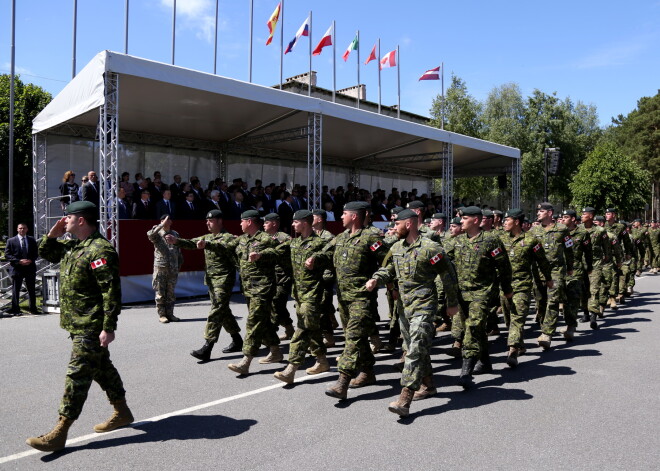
[133,189,155,219]
[155,189,176,220]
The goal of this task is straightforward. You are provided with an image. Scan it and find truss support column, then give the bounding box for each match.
[441,143,453,216]
[307,112,322,210]
[511,157,521,209]
[32,133,48,238]
[218,144,228,182]
[98,72,119,251]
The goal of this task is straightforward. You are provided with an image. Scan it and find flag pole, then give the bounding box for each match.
[8,0,16,233]
[124,0,129,54]
[72,0,77,78]
[332,21,336,102]
[214,0,219,74]
[279,0,284,89]
[308,10,312,97]
[248,0,253,81]
[441,61,444,130]
[396,45,400,118]
[356,30,360,109]
[171,0,176,64]
[377,38,381,114]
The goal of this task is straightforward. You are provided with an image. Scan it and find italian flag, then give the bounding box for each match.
[342,34,358,61]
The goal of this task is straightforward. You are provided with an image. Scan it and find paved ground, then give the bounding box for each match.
[1,274,659,470]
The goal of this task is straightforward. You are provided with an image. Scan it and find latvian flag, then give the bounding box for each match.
[91,258,107,269]
[285,16,310,54]
[430,253,443,265]
[380,50,396,69]
[312,24,333,56]
[419,66,440,81]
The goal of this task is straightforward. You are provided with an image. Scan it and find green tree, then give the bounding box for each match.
[570,141,651,215]
[0,74,52,237]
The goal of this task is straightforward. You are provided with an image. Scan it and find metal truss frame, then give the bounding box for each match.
[511,157,521,208]
[98,72,119,250]
[307,113,322,210]
[32,133,48,238]
[441,143,453,216]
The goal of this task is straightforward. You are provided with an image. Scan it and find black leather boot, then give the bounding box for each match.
[590,312,599,330]
[458,358,476,389]
[191,341,215,362]
[222,333,244,353]
[473,353,493,375]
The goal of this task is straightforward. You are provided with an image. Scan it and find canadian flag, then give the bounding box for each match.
[370,241,383,252]
[91,258,107,269]
[564,236,574,248]
[533,244,542,252]
[380,50,396,69]
[490,247,501,257]
[430,253,443,265]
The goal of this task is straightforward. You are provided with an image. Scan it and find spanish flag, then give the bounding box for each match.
[266,3,281,46]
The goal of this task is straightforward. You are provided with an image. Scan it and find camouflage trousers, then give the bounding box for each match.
[609,265,623,298]
[536,269,567,336]
[588,266,606,313]
[60,335,126,420]
[399,309,435,391]
[243,295,280,356]
[451,304,466,343]
[601,264,616,301]
[458,295,489,360]
[336,298,376,377]
[153,267,179,318]
[434,276,449,326]
[563,276,582,328]
[271,278,293,327]
[503,291,532,348]
[619,260,636,293]
[319,279,336,333]
[205,275,240,343]
[287,302,325,365]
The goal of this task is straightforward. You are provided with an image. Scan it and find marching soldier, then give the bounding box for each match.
[580,208,612,329]
[604,208,633,307]
[147,215,183,323]
[312,209,338,347]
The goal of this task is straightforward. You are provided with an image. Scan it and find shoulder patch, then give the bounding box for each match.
[370,240,383,252]
[91,258,107,269]
[430,253,443,265]
[490,247,502,257]
[533,243,542,252]
[564,236,574,248]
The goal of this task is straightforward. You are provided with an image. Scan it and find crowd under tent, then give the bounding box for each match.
[32,51,520,302]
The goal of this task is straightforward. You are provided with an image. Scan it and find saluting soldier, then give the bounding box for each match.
[147,215,184,323]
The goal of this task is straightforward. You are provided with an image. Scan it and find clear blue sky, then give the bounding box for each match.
[1,0,658,126]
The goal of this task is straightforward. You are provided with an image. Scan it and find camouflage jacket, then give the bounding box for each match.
[452,230,513,301]
[419,224,440,242]
[498,231,552,292]
[315,227,387,300]
[606,222,634,257]
[147,223,183,270]
[649,228,660,252]
[582,224,612,268]
[604,226,624,265]
[630,227,652,260]
[176,232,236,278]
[530,222,574,273]
[223,230,280,297]
[39,232,121,335]
[372,236,459,311]
[267,231,293,284]
[567,226,593,279]
[316,229,336,282]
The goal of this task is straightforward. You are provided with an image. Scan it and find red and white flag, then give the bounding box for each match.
[380,50,396,69]
[430,253,443,265]
[364,43,377,65]
[370,241,383,252]
[419,65,440,81]
[490,248,501,257]
[312,24,333,56]
[91,258,107,269]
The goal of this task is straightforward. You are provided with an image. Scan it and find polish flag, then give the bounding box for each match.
[364,43,377,65]
[419,66,441,81]
[265,3,281,46]
[285,16,310,54]
[91,258,107,269]
[380,50,396,69]
[312,24,333,56]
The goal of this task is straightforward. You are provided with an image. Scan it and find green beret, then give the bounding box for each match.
[391,206,404,215]
[344,201,365,211]
[493,210,503,216]
[407,200,425,209]
[424,218,432,224]
[357,201,371,211]
[450,217,462,225]
[395,209,418,221]
[482,209,494,218]
[387,221,395,229]
[523,217,531,224]
[264,213,280,221]
[459,206,482,216]
[504,208,524,220]
[537,202,553,211]
[431,212,446,220]
[311,209,326,220]
[241,210,261,219]
[582,206,596,213]
[206,209,223,219]
[65,201,97,215]
[293,209,313,220]
[594,215,605,222]
[633,218,642,223]
[605,207,617,214]
[562,209,577,218]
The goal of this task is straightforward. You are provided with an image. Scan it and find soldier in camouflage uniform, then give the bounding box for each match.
[499,209,552,367]
[429,212,452,332]
[384,208,406,364]
[312,209,338,347]
[559,209,593,338]
[605,208,633,307]
[530,203,574,350]
[580,208,612,329]
[408,200,439,242]
[252,210,332,384]
[147,215,184,323]
[202,210,283,375]
[27,202,133,452]
[368,209,459,417]
[444,217,466,357]
[166,210,243,362]
[631,219,653,282]
[263,213,295,340]
[649,221,660,273]
[595,215,623,314]
[452,206,512,388]
[309,201,387,400]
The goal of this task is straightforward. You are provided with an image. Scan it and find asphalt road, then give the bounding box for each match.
[1,274,659,470]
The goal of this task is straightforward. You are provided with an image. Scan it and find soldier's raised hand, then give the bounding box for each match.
[165,234,178,244]
[196,240,207,249]
[47,217,67,238]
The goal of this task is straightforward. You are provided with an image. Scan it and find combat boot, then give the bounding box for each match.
[167,314,181,322]
[159,316,170,323]
[627,286,634,296]
[446,340,462,358]
[228,355,253,375]
[388,387,414,417]
[608,297,618,310]
[258,346,284,364]
[325,372,351,399]
[306,355,330,375]
[435,322,451,332]
[274,364,299,384]
[472,354,493,375]
[26,416,75,452]
[190,340,215,362]
[506,347,519,368]
[222,333,243,354]
[580,311,590,323]
[590,312,599,330]
[370,334,383,353]
[457,358,476,389]
[598,305,605,318]
[537,333,552,350]
[279,324,295,341]
[616,294,625,304]
[323,331,335,348]
[412,375,437,401]
[560,325,576,341]
[393,351,406,372]
[349,368,376,388]
[94,399,134,433]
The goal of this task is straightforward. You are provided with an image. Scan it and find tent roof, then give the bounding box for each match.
[33,51,519,178]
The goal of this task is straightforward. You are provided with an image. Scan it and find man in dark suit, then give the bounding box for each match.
[228,190,246,220]
[155,189,176,220]
[277,192,295,230]
[81,170,100,208]
[132,189,155,219]
[5,223,39,314]
[178,191,200,219]
[116,187,131,219]
[204,190,224,214]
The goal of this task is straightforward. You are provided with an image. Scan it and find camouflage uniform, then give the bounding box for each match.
[147,222,184,319]
[605,222,633,298]
[565,226,593,327]
[649,227,660,270]
[39,232,125,420]
[177,232,240,342]
[441,235,466,343]
[582,224,612,313]
[269,231,294,329]
[372,236,458,390]
[316,229,337,334]
[602,225,624,303]
[530,222,574,335]
[452,231,512,360]
[499,231,552,348]
[315,228,387,377]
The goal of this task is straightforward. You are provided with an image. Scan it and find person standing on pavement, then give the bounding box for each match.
[5,223,39,315]
[147,215,184,323]
[27,201,133,453]
[312,209,338,347]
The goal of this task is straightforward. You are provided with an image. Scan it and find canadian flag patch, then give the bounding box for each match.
[91,258,107,269]
[564,236,574,248]
[430,253,443,265]
[370,241,383,252]
[533,244,542,252]
[491,247,502,257]
[611,239,618,245]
